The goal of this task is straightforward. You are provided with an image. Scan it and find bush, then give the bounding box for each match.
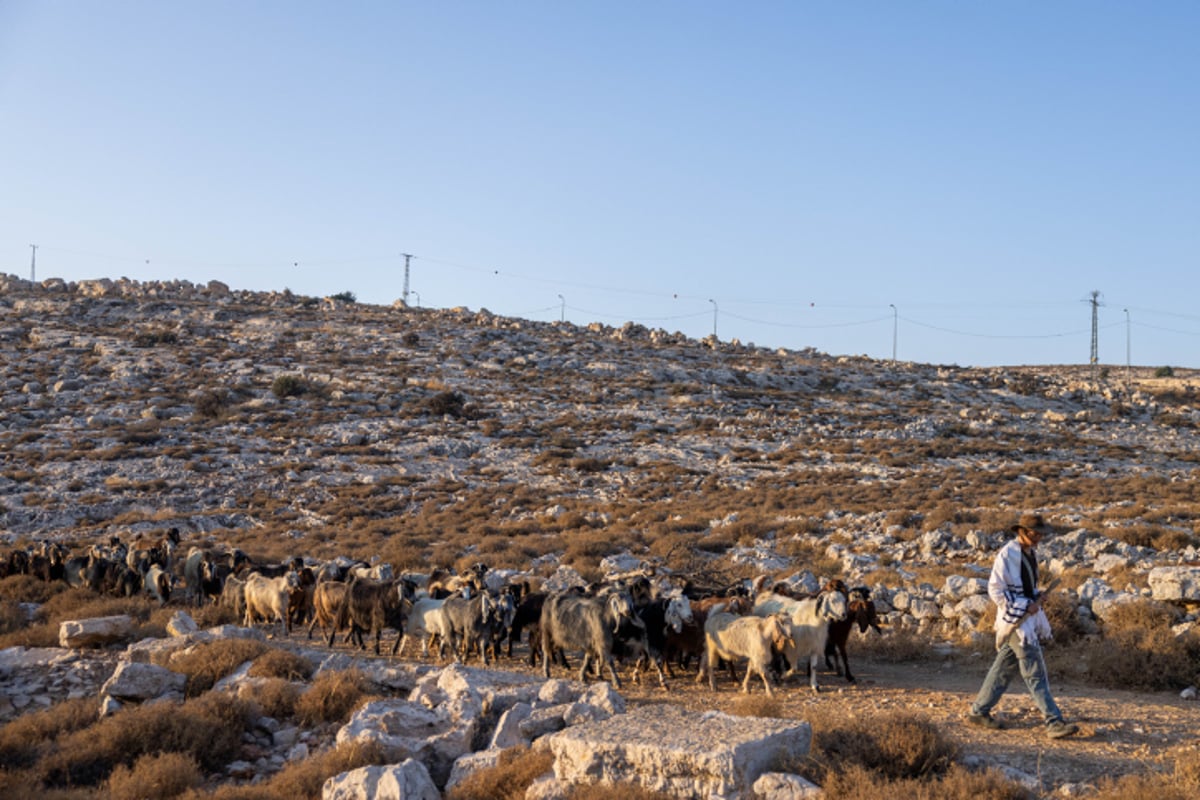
[271,374,307,398]
[1156,365,1175,378]
[446,746,555,800]
[248,648,315,681]
[250,677,302,720]
[807,711,958,786]
[0,696,97,770]
[1079,600,1200,690]
[329,291,357,303]
[294,668,376,726]
[194,389,228,419]
[164,638,270,696]
[38,693,254,787]
[106,751,202,800]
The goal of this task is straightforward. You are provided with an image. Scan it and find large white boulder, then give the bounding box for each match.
[322,759,440,800]
[1148,566,1200,602]
[336,699,476,787]
[545,705,811,800]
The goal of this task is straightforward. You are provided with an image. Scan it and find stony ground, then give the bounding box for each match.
[274,628,1195,796]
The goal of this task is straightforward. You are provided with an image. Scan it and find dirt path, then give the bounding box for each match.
[613,654,1197,793]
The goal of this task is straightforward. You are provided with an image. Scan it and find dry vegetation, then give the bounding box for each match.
[3,281,1200,797]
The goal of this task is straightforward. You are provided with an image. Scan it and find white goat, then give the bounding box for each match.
[753,590,848,692]
[700,611,795,696]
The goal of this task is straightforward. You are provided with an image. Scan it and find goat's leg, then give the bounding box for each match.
[808,654,821,693]
[841,643,855,682]
[604,655,622,690]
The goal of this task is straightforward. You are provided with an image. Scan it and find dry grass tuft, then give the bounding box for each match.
[252,677,302,720]
[294,668,378,726]
[211,740,389,800]
[445,746,555,800]
[165,637,270,696]
[806,709,958,784]
[249,647,315,681]
[105,751,202,800]
[1087,744,1200,800]
[1073,600,1200,690]
[37,692,254,788]
[0,697,97,770]
[821,763,1034,800]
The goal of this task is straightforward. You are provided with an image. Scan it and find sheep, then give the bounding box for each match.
[699,611,795,696]
[753,589,849,692]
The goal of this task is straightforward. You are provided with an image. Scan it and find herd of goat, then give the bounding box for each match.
[3,531,883,695]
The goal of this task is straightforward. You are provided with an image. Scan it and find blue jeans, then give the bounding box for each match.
[970,637,1063,725]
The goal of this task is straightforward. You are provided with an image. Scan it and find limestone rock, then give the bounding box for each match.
[1148,566,1200,602]
[60,615,133,649]
[166,611,199,637]
[336,699,476,786]
[546,705,811,800]
[322,759,440,800]
[101,660,186,703]
[752,772,824,799]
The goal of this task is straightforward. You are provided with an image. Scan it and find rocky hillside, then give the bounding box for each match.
[3,272,1199,577]
[4,273,1200,799]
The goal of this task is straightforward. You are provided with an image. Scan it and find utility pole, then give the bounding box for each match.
[401,253,413,306]
[889,303,897,362]
[708,299,718,339]
[557,294,565,322]
[1123,308,1131,384]
[29,244,37,282]
[1088,290,1103,379]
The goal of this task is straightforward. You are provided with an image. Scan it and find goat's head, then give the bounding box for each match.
[664,594,693,633]
[769,614,796,652]
[606,590,643,632]
[818,590,849,622]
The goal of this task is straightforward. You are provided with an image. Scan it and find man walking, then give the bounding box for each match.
[968,513,1079,739]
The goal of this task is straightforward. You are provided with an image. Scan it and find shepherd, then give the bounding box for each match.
[967,513,1079,739]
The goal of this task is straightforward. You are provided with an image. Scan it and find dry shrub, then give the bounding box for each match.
[249,647,315,681]
[821,763,1033,800]
[165,637,270,696]
[0,598,27,635]
[807,711,957,784]
[1088,746,1200,800]
[38,693,253,788]
[252,677,302,719]
[225,740,388,800]
[0,573,66,603]
[1078,600,1200,690]
[0,696,97,770]
[294,668,377,726]
[1040,590,1089,645]
[106,751,202,800]
[446,745,555,800]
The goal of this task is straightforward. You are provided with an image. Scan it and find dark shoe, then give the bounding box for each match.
[967,712,1003,730]
[1046,720,1079,739]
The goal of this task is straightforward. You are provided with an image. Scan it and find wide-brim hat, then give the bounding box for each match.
[1010,513,1055,536]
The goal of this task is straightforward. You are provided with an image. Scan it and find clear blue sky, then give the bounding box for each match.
[2,2,1198,368]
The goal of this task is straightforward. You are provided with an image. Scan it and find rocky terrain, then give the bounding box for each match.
[2,273,1199,799]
